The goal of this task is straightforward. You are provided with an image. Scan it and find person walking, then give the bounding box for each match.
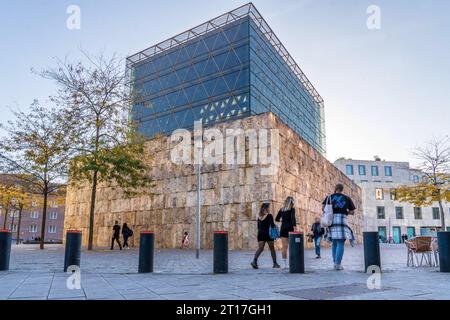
[251,203,280,269]
[311,217,325,259]
[180,232,189,249]
[322,184,356,270]
[111,220,122,250]
[121,223,133,249]
[275,196,296,268]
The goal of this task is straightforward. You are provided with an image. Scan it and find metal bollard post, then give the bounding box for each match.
[289,232,304,273]
[363,231,381,273]
[138,231,154,273]
[438,231,450,272]
[64,230,82,272]
[213,231,228,274]
[0,230,12,271]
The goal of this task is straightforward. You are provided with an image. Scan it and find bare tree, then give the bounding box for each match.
[396,136,450,229]
[0,101,74,249]
[40,51,152,250]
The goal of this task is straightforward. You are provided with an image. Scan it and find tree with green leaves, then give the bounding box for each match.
[41,52,153,250]
[395,136,450,230]
[0,101,73,249]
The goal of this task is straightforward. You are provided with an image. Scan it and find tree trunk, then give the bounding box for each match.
[40,187,48,250]
[16,206,23,245]
[88,170,98,250]
[438,199,446,231]
[3,208,9,229]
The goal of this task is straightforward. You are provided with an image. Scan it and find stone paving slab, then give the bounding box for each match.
[0,243,448,300]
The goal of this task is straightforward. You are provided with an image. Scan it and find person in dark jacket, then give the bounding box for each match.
[322,184,356,270]
[121,223,133,249]
[311,217,325,258]
[275,196,296,268]
[251,203,280,269]
[111,220,122,250]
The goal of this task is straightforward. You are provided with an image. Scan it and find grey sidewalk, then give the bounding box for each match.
[0,244,448,300]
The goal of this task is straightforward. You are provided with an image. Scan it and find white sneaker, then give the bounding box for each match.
[334,264,344,271]
[283,259,288,268]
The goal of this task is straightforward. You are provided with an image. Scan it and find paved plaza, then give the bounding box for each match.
[0,243,448,300]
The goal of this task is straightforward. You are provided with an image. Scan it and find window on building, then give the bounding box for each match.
[414,207,422,220]
[358,165,366,176]
[390,189,397,200]
[29,225,38,233]
[384,166,393,176]
[371,165,379,176]
[31,201,37,207]
[48,225,56,234]
[49,212,58,220]
[432,207,440,220]
[51,201,58,208]
[413,175,419,183]
[30,211,39,219]
[9,224,18,232]
[377,206,385,219]
[9,210,19,218]
[375,188,384,200]
[345,164,354,175]
[395,207,404,219]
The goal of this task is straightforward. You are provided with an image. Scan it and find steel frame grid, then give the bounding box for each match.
[126,2,326,154]
[126,2,324,107]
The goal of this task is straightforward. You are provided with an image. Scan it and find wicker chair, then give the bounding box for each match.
[408,236,433,267]
[405,239,416,267]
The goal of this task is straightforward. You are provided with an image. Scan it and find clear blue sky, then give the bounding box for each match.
[1,0,449,165]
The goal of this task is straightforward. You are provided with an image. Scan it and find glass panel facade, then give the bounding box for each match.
[248,19,325,153]
[130,18,251,138]
[128,5,326,154]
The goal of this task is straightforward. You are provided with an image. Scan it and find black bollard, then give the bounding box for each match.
[438,231,450,272]
[138,231,154,273]
[289,232,304,273]
[64,230,82,272]
[213,231,228,274]
[363,231,381,273]
[0,230,12,271]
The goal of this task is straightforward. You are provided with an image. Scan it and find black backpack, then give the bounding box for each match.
[127,228,134,237]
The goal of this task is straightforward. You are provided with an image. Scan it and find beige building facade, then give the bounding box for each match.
[64,112,363,249]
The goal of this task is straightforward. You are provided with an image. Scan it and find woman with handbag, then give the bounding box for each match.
[251,202,280,269]
[322,184,356,271]
[275,197,297,268]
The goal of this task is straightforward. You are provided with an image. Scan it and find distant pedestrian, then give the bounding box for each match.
[251,203,280,269]
[275,196,296,268]
[111,221,122,250]
[181,232,189,249]
[122,223,133,249]
[311,217,325,258]
[322,184,356,271]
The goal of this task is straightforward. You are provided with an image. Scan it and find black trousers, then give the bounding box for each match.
[123,236,129,248]
[111,236,122,250]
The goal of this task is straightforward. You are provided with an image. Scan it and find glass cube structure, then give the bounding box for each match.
[127,3,326,154]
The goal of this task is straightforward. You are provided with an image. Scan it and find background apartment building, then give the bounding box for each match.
[0,174,65,243]
[334,159,449,243]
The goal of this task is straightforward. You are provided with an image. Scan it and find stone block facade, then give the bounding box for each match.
[64,112,362,249]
